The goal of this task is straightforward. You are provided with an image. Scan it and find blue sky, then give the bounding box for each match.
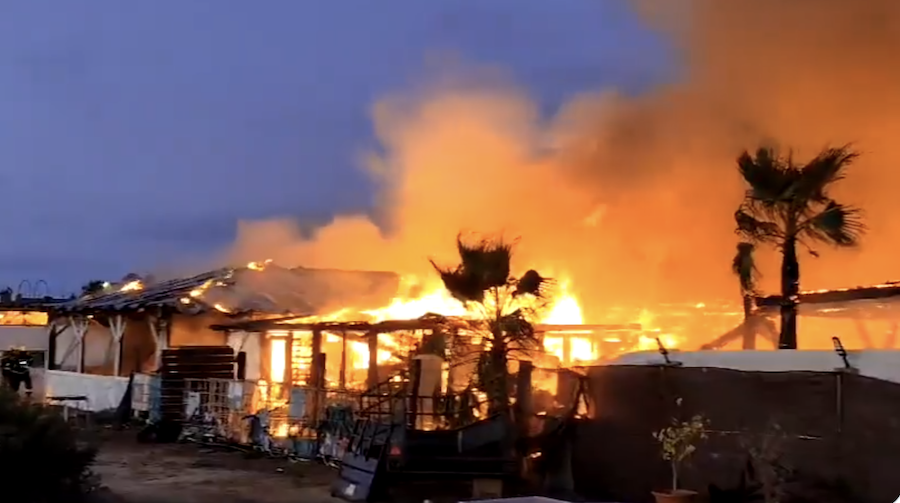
[0,1,670,296]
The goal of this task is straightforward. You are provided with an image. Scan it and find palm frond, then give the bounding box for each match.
[800,200,865,247]
[793,145,858,203]
[513,269,551,298]
[735,208,783,243]
[455,234,513,290]
[430,234,516,303]
[731,242,759,294]
[737,147,797,203]
[429,259,485,303]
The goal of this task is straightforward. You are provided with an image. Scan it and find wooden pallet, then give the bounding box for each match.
[159,346,235,421]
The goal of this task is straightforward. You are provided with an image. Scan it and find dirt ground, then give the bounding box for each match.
[92,431,343,503]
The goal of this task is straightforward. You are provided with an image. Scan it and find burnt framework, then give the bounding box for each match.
[703,282,900,350]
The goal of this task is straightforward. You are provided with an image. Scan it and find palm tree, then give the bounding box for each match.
[732,242,760,349]
[734,145,865,349]
[430,234,551,416]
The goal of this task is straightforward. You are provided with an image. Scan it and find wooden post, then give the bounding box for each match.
[69,316,89,374]
[311,353,326,425]
[110,314,127,376]
[339,330,347,389]
[515,360,534,432]
[283,334,294,388]
[260,332,272,382]
[46,321,60,370]
[562,336,571,366]
[366,330,379,389]
[408,358,422,429]
[311,329,322,385]
[148,314,170,372]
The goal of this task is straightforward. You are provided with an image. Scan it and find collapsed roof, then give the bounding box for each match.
[53,263,400,317]
[755,281,900,319]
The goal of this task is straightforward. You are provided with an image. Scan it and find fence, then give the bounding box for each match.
[572,364,900,503]
[163,377,359,456]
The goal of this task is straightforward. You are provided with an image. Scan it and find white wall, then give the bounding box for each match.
[226,330,261,381]
[607,349,900,385]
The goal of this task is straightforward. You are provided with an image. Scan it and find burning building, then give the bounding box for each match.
[47,261,399,376]
[205,268,693,402]
[46,254,696,384]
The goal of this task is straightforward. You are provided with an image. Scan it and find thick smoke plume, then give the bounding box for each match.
[229,0,900,322]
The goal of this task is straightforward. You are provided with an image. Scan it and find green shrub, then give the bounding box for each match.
[0,387,97,502]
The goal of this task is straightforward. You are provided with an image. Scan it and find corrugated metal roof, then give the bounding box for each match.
[54,269,229,313]
[54,265,400,317]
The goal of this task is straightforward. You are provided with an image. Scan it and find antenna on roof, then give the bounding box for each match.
[656,337,681,366]
[832,336,856,372]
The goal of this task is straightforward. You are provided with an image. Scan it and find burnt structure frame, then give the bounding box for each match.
[703,282,900,350]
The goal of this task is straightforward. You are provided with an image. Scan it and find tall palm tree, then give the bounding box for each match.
[732,242,760,349]
[431,233,551,416]
[734,145,865,349]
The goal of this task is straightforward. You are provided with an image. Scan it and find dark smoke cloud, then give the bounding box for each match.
[228,0,900,322]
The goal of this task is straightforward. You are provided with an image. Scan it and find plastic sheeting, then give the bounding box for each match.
[42,369,130,411]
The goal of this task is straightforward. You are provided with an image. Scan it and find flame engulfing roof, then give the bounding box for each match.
[54,263,400,317]
[755,281,900,319]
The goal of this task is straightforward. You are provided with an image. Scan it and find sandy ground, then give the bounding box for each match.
[92,432,343,503]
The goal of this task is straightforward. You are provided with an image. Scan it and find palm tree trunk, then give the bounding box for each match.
[488,342,510,416]
[779,237,800,349]
[741,295,756,349]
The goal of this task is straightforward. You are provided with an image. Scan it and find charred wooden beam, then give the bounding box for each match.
[756,282,900,309]
[366,330,379,389]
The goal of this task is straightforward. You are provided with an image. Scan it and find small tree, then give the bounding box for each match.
[740,422,793,503]
[653,398,709,492]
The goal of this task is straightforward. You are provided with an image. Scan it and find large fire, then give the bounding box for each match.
[255,262,684,374]
[108,260,684,368]
[106,261,688,438]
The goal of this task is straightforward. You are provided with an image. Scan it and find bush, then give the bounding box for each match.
[0,387,97,502]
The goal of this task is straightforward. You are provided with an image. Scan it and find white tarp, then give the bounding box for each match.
[41,369,129,411]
